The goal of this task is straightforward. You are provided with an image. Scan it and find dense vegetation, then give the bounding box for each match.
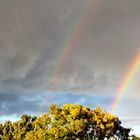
[0,103,139,140]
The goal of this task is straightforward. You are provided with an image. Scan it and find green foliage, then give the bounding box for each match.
[0,103,135,140]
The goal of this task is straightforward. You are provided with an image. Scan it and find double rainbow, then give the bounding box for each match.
[45,0,140,113]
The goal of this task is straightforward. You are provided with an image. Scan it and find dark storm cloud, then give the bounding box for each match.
[0,0,58,92]
[0,0,140,94]
[0,91,111,115]
[0,0,89,93]
[0,93,42,115]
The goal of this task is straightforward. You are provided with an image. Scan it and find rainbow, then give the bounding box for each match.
[110,52,140,113]
[47,0,100,89]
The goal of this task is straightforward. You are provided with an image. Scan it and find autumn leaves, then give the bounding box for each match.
[0,103,131,139]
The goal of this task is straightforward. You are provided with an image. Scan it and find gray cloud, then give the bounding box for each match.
[0,91,110,116]
[0,0,140,93]
[0,93,42,115]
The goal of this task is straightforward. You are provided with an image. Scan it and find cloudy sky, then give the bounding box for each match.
[0,0,140,128]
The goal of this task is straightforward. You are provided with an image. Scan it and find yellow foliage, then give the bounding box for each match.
[0,103,131,140]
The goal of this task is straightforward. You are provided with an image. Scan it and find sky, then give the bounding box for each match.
[0,0,140,131]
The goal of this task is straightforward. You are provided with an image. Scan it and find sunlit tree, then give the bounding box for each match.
[0,103,133,140]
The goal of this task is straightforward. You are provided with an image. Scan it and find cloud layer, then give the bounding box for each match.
[0,0,140,93]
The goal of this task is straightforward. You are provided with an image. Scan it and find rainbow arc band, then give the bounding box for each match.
[110,53,140,113]
[47,0,100,89]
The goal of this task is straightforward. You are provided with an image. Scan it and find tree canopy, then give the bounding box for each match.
[0,103,138,140]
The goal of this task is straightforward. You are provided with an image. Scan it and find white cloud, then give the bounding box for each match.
[130,125,140,136]
[0,115,19,124]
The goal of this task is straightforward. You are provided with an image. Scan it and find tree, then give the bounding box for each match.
[0,103,133,140]
[2,121,13,140]
[47,103,131,140]
[12,114,32,139]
